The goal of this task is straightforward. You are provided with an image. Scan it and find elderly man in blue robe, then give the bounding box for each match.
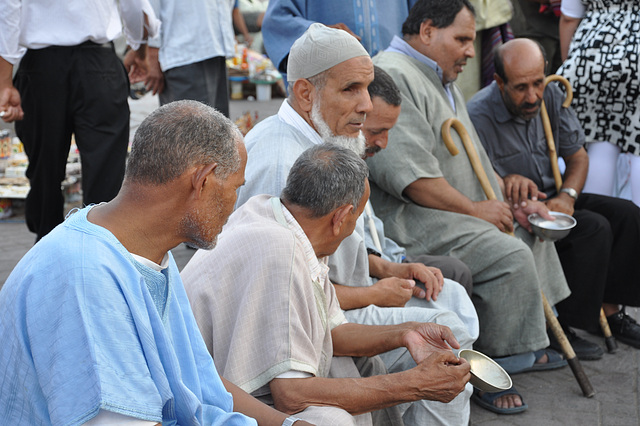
[262,0,419,80]
[0,100,311,426]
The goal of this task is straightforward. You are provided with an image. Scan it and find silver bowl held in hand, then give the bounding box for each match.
[458,349,512,393]
[528,211,577,242]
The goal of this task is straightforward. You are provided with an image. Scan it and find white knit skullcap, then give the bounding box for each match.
[287,23,370,82]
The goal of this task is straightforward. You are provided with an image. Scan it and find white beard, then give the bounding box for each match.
[310,98,366,158]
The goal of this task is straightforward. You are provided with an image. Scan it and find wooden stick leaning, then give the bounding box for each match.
[441,117,595,397]
[542,75,617,354]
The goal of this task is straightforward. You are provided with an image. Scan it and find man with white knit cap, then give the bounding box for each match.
[194,23,476,425]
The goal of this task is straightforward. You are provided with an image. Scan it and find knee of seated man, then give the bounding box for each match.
[575,209,612,242]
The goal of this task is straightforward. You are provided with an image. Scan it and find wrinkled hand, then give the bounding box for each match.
[503,174,547,209]
[388,262,443,301]
[472,199,514,233]
[402,322,461,364]
[371,277,416,307]
[513,199,554,233]
[0,84,23,122]
[412,351,470,403]
[545,194,575,216]
[144,47,165,95]
[327,23,362,41]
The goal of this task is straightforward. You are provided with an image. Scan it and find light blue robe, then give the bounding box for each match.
[262,0,419,73]
[0,206,256,426]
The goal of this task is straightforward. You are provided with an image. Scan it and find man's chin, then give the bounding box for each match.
[186,235,218,251]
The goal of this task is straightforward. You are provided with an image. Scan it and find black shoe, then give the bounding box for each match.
[548,325,604,360]
[607,309,640,349]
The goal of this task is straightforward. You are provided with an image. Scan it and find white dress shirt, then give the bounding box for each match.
[0,0,160,64]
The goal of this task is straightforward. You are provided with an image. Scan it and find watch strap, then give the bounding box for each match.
[560,187,579,200]
[282,416,302,426]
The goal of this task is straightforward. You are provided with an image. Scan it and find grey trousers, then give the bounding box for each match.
[159,56,230,117]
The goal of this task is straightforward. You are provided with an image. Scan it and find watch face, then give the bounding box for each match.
[561,188,578,200]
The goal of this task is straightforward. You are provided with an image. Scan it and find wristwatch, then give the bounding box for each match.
[560,187,579,201]
[282,416,302,426]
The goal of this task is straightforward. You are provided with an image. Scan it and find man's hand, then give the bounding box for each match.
[512,199,554,232]
[412,351,470,403]
[0,58,23,122]
[471,199,514,233]
[370,278,416,307]
[402,322,461,364]
[545,193,575,216]
[503,174,547,209]
[327,23,361,41]
[124,45,149,84]
[0,85,23,122]
[144,47,165,95]
[387,262,443,301]
[401,322,470,403]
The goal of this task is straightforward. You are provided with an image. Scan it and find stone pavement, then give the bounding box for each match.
[2,96,639,425]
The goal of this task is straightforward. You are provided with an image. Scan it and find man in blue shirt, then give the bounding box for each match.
[0,100,309,426]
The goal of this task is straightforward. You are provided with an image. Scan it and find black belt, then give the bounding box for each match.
[35,40,114,51]
[77,40,114,49]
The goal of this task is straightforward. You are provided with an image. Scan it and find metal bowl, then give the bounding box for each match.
[528,211,577,242]
[459,349,512,393]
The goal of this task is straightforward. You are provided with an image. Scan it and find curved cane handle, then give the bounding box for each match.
[545,74,573,108]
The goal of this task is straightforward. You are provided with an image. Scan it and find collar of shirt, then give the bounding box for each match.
[386,35,456,111]
[277,99,324,146]
[278,198,329,284]
[131,252,170,271]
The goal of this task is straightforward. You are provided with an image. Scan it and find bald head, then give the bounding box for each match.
[494,39,546,85]
[494,39,547,121]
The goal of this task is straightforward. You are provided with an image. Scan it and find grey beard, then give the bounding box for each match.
[310,99,366,157]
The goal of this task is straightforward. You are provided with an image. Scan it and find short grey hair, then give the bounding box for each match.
[287,68,329,100]
[126,100,241,185]
[281,144,369,218]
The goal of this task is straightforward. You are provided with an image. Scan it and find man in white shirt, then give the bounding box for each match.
[0,0,160,241]
[233,23,477,424]
[144,0,236,117]
[183,143,471,426]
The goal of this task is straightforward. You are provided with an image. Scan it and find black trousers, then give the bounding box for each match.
[555,193,640,332]
[14,42,129,240]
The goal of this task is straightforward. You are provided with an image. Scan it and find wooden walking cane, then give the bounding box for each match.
[542,75,618,354]
[442,117,595,397]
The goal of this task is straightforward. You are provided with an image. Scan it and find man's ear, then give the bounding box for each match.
[419,20,434,45]
[331,204,354,236]
[494,73,505,92]
[292,78,316,113]
[191,162,218,199]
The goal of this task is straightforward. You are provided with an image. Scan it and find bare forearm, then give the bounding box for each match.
[367,254,397,279]
[403,177,475,215]
[561,150,588,194]
[559,15,581,61]
[0,57,13,86]
[333,283,378,310]
[270,371,420,416]
[222,377,289,425]
[331,322,410,357]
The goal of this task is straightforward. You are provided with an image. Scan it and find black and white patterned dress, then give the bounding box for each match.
[558,0,640,155]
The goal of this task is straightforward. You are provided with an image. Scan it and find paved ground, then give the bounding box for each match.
[2,95,639,425]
